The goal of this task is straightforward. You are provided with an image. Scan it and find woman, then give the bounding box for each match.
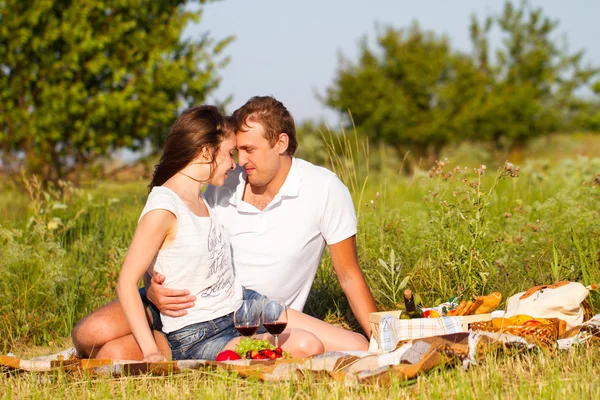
[116,105,323,361]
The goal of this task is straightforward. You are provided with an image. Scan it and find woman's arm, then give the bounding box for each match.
[117,209,176,361]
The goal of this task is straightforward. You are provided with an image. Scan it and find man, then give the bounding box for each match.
[148,96,377,335]
[72,97,376,359]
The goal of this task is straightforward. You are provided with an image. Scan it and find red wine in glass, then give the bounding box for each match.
[236,325,259,336]
[234,300,259,337]
[263,298,288,347]
[263,322,287,335]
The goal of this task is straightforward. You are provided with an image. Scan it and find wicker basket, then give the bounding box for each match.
[368,311,492,352]
[470,318,560,348]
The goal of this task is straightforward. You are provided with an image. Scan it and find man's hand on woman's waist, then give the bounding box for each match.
[146,273,196,317]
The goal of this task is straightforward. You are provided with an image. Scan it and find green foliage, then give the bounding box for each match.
[373,250,411,307]
[468,1,599,148]
[294,120,329,166]
[0,0,231,181]
[325,1,600,166]
[1,134,599,350]
[310,128,600,315]
[588,81,600,131]
[0,175,144,351]
[325,23,477,164]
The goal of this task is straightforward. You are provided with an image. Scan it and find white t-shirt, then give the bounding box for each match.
[205,158,357,311]
[140,186,243,333]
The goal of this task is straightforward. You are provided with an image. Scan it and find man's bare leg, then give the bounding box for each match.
[286,309,369,351]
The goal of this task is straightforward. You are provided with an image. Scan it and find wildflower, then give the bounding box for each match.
[428,158,450,177]
[593,173,600,188]
[504,212,512,219]
[47,217,61,231]
[503,161,520,177]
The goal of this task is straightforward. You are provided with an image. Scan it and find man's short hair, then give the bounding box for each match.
[232,96,298,156]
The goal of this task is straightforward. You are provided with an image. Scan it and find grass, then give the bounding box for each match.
[0,132,599,398]
[2,342,600,399]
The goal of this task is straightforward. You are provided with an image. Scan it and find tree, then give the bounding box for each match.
[0,0,232,181]
[466,1,599,150]
[325,23,483,165]
[589,81,600,131]
[325,1,600,165]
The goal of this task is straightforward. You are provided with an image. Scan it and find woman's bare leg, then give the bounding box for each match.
[95,332,171,360]
[72,299,131,357]
[72,298,164,359]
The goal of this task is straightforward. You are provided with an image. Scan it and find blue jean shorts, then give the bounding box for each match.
[165,287,272,361]
[139,287,163,331]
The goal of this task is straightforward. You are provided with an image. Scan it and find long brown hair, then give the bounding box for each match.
[149,105,231,192]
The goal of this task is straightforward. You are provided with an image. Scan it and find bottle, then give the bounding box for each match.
[400,289,424,319]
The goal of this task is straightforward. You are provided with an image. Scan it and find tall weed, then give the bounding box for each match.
[0,135,598,348]
[317,127,600,313]
[0,175,142,351]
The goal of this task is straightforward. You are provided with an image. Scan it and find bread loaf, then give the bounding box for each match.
[474,292,502,314]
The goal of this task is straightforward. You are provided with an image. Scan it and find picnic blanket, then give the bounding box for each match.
[3,316,599,385]
[377,314,465,352]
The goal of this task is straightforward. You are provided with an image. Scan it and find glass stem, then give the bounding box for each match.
[275,335,279,348]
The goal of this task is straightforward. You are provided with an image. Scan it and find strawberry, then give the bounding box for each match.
[262,349,277,359]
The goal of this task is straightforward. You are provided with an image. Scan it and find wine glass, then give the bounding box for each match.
[234,300,260,337]
[262,298,288,348]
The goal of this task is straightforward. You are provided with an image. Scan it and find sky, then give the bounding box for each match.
[186,0,600,125]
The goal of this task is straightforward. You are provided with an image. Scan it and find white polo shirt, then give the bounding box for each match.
[205,158,357,311]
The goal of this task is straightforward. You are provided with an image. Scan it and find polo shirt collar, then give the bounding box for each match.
[229,157,301,208]
[229,169,246,206]
[279,157,301,198]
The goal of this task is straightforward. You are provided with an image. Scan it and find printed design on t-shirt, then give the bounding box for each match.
[199,217,235,298]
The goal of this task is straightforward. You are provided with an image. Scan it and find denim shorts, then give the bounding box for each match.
[166,287,272,361]
[139,287,162,331]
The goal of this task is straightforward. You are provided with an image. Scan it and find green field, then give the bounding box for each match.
[1,133,599,398]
